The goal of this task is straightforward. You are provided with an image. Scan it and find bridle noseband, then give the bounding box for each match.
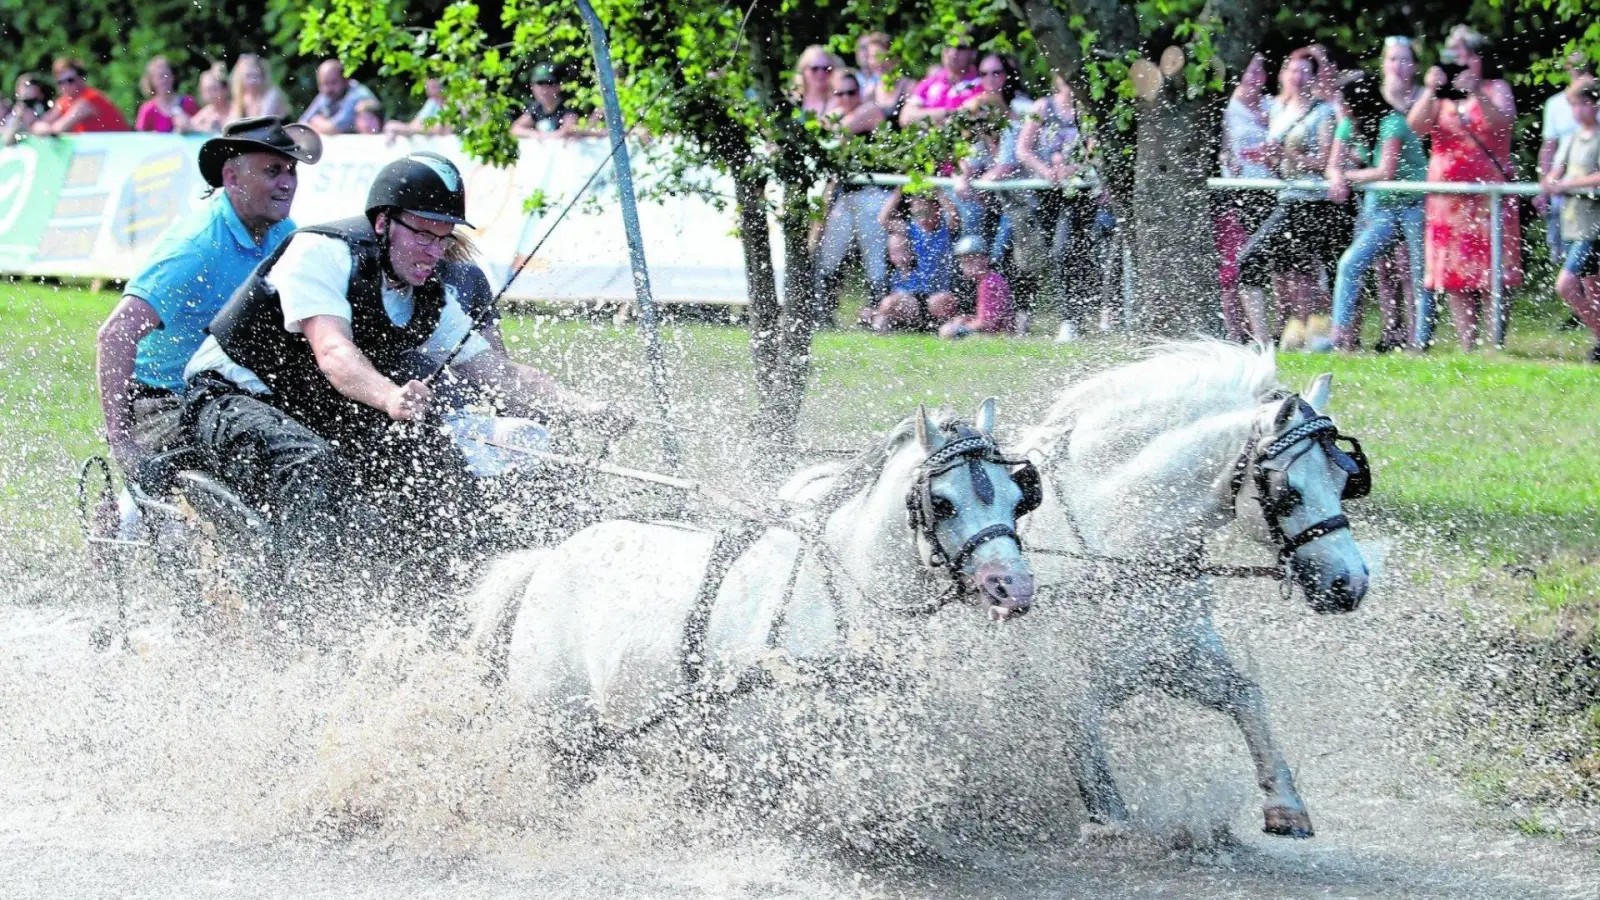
[904,426,1042,581]
[1230,397,1371,569]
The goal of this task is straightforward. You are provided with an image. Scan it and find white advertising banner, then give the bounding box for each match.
[0,133,766,305]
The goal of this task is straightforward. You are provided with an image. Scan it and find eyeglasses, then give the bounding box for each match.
[806,64,833,73]
[389,215,454,250]
[55,74,81,86]
[1383,36,1412,48]
[533,79,557,86]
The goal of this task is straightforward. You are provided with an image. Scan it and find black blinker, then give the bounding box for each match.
[1012,462,1042,517]
[1335,436,1371,500]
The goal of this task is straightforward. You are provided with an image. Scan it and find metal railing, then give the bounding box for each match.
[848,172,1540,346]
[847,172,1130,325]
[1209,176,1551,348]
[849,173,1100,192]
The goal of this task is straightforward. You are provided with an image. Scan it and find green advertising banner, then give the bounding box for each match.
[0,139,72,270]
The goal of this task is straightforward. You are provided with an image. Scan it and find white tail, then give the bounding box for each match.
[463,548,547,679]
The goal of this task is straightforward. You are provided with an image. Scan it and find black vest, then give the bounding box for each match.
[208,217,448,440]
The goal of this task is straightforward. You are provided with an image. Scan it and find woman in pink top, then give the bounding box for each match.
[134,56,198,133]
[900,31,980,126]
[1408,25,1521,350]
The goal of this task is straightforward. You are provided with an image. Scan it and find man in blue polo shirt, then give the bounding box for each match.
[94,117,320,480]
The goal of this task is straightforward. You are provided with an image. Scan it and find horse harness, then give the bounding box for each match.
[685,424,1042,667]
[903,424,1041,575]
[545,421,1047,765]
[1230,395,1370,568]
[1030,394,1370,586]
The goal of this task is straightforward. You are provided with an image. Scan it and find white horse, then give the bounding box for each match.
[467,401,1037,755]
[1015,341,1371,839]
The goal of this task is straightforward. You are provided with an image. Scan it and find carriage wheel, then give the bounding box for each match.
[76,456,132,652]
[169,472,285,638]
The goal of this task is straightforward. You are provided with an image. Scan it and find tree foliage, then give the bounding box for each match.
[0,0,308,116]
[0,0,477,130]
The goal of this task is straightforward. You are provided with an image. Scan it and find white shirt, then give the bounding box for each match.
[184,233,489,394]
[1223,95,1273,179]
[1544,90,1578,143]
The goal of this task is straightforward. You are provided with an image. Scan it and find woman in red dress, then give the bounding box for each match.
[1408,25,1521,351]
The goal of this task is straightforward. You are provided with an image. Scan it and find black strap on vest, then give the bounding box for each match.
[207,216,451,438]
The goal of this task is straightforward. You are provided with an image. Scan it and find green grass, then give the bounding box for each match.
[3,279,1598,571]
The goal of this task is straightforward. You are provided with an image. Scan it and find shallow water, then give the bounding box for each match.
[4,536,1599,900]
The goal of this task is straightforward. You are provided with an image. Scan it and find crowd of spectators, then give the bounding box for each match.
[4,28,1596,358]
[1219,27,1600,360]
[809,28,1116,342]
[0,32,1117,345]
[0,54,596,143]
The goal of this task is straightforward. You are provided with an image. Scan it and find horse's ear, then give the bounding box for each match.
[975,397,997,436]
[1304,373,1332,412]
[915,403,936,451]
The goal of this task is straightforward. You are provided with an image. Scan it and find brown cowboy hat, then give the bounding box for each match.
[198,116,322,188]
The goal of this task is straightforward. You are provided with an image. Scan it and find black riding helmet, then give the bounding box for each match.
[365,151,474,228]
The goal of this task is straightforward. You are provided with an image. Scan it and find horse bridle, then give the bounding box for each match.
[1230,395,1371,567]
[904,425,1042,578]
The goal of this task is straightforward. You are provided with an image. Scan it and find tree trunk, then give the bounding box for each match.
[753,181,819,441]
[737,172,783,416]
[1131,89,1220,335]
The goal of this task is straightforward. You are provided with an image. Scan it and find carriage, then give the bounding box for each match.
[73,344,1376,841]
[76,451,283,647]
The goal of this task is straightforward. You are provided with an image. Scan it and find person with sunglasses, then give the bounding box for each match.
[511,63,584,139]
[815,69,891,323]
[180,152,628,573]
[792,46,843,118]
[2,73,52,146]
[31,58,128,135]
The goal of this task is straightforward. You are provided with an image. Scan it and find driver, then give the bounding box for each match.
[179,151,624,563]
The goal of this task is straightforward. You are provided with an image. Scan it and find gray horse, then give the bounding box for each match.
[1017,341,1371,838]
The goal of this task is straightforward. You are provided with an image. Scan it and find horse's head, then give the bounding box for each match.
[1232,375,1371,613]
[898,399,1039,620]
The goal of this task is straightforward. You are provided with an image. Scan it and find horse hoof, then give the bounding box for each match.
[1262,805,1314,839]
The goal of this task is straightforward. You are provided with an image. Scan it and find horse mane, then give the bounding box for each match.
[797,408,966,516]
[1024,339,1286,458]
